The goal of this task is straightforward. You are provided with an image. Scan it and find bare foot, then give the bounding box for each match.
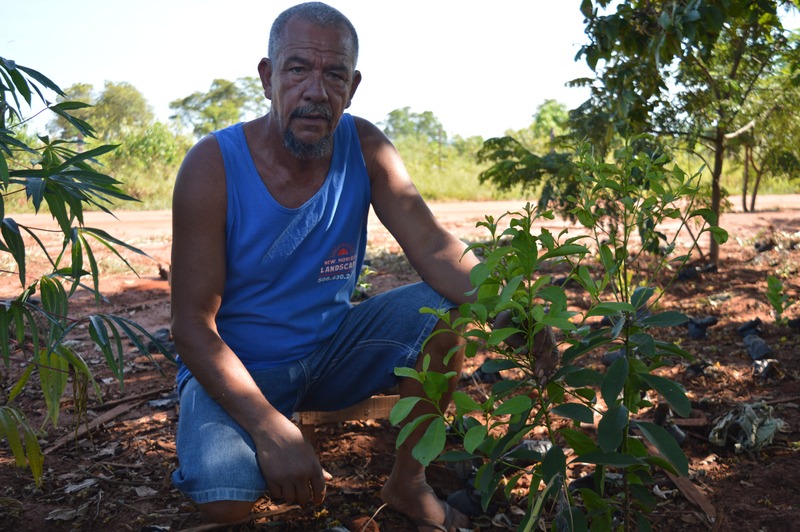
[380,472,469,531]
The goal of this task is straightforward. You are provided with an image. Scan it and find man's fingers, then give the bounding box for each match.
[269,482,284,501]
[311,472,327,505]
[292,480,312,506]
[533,326,559,384]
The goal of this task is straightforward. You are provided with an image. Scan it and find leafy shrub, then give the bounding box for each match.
[766,274,796,325]
[0,57,173,486]
[392,137,728,530]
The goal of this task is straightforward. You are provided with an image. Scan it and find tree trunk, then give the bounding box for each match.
[710,129,725,265]
[742,145,750,213]
[750,167,764,213]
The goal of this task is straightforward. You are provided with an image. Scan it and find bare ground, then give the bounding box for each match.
[1,196,799,531]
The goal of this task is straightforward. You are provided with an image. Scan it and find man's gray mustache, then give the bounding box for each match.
[291,105,333,121]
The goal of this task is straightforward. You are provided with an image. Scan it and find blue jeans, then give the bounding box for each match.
[171,282,454,504]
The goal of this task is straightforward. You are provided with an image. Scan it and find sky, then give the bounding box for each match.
[3,1,600,139]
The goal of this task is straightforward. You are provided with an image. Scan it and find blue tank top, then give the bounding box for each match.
[189,114,370,373]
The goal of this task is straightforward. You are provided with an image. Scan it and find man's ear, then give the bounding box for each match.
[258,58,273,101]
[346,70,362,109]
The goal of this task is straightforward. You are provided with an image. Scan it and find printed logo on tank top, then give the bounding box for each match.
[318,243,357,283]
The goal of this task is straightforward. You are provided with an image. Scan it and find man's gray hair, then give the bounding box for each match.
[268,2,359,67]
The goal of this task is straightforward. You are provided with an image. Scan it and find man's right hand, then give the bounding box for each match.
[254,415,327,506]
[493,310,559,383]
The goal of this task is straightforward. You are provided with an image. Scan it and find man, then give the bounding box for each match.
[170,3,478,530]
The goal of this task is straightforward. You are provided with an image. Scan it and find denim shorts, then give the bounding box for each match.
[171,282,454,504]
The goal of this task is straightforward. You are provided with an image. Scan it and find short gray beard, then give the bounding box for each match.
[283,130,333,160]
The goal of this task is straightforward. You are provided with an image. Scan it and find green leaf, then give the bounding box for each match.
[638,373,691,417]
[38,348,70,427]
[641,311,688,328]
[481,358,518,373]
[422,371,452,403]
[576,207,594,228]
[689,207,717,224]
[0,406,26,467]
[7,364,34,403]
[551,403,595,424]
[580,0,593,18]
[16,64,65,96]
[493,395,532,416]
[631,286,655,310]
[541,445,566,484]
[653,339,692,359]
[539,244,589,260]
[452,391,482,416]
[7,66,31,105]
[559,428,598,455]
[562,335,612,364]
[636,421,689,476]
[0,405,44,485]
[439,451,478,463]
[709,226,728,244]
[645,454,679,475]
[601,355,628,405]
[499,275,523,303]
[585,301,635,318]
[389,396,422,425]
[88,315,124,385]
[487,327,518,346]
[0,152,9,187]
[107,314,173,368]
[1,218,26,285]
[396,413,436,447]
[630,332,656,357]
[394,366,421,381]
[599,244,615,273]
[577,266,598,298]
[564,368,604,388]
[574,450,644,467]
[412,417,446,467]
[630,482,657,511]
[464,424,488,453]
[635,510,654,532]
[610,314,626,339]
[469,262,491,289]
[598,405,628,452]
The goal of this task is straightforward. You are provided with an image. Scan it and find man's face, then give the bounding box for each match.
[261,17,361,159]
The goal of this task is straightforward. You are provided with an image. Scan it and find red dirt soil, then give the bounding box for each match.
[1,196,799,531]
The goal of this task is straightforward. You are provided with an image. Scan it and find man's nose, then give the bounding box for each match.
[303,71,328,102]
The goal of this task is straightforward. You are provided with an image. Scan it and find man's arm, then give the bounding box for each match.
[170,136,326,506]
[355,118,560,381]
[354,117,480,305]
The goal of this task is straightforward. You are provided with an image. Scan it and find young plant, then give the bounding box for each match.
[0,58,174,486]
[765,274,795,325]
[392,137,728,530]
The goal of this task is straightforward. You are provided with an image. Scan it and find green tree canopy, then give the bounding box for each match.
[572,0,800,262]
[380,106,446,144]
[48,81,153,143]
[169,77,268,139]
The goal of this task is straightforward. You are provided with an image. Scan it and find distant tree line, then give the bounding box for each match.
[19,0,799,237]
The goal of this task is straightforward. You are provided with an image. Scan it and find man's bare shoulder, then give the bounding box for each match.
[351,115,390,146]
[174,134,226,212]
[181,134,224,173]
[350,115,400,175]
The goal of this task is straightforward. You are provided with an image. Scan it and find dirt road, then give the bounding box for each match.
[6,194,800,271]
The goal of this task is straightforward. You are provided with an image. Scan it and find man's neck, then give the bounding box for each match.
[243,115,334,208]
